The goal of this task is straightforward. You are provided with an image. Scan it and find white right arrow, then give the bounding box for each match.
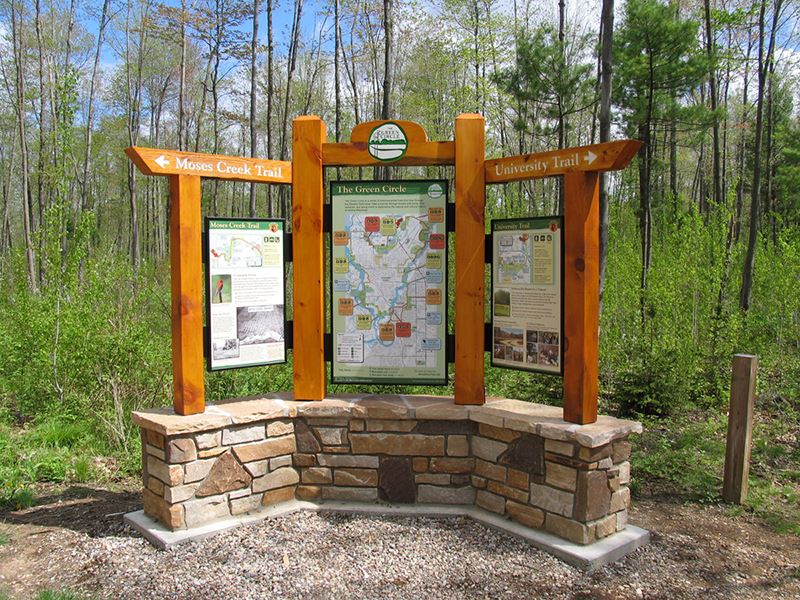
[155,155,170,169]
[584,150,597,165]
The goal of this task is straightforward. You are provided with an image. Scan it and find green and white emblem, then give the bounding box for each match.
[368,122,408,162]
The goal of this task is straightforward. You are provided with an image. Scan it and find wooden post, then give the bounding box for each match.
[168,174,205,415]
[563,172,600,424]
[723,354,758,504]
[454,114,486,405]
[292,116,327,400]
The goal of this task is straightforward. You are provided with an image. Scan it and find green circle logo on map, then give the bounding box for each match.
[427,183,444,199]
[368,122,408,162]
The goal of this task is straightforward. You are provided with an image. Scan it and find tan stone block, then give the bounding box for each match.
[417,485,475,504]
[468,407,504,428]
[472,437,508,462]
[487,480,528,503]
[610,487,631,512]
[478,423,521,443]
[270,455,293,470]
[350,420,365,432]
[143,489,184,530]
[506,501,545,529]
[323,445,351,454]
[414,403,469,420]
[446,435,469,457]
[296,485,321,500]
[195,431,221,450]
[147,456,184,486]
[612,440,632,463]
[165,484,198,503]
[366,420,417,432]
[146,477,164,496]
[594,514,617,539]
[184,494,229,528]
[617,461,631,485]
[267,420,294,437]
[316,427,348,446]
[245,460,270,478]
[307,417,349,427]
[545,513,594,545]
[415,473,451,485]
[350,434,444,456]
[146,444,166,461]
[530,482,574,518]
[196,451,252,497]
[230,493,263,515]
[544,439,575,457]
[474,459,506,482]
[321,486,378,502]
[412,457,428,472]
[476,490,506,514]
[578,444,612,462]
[198,446,227,459]
[334,468,378,487]
[302,467,332,484]
[167,438,197,463]
[607,474,620,492]
[471,475,487,489]
[253,467,300,493]
[546,462,577,492]
[575,470,611,522]
[233,435,296,463]
[146,429,165,449]
[222,424,265,445]
[317,454,379,468]
[429,457,474,474]
[262,486,296,506]
[451,474,470,485]
[507,468,529,490]
[293,453,316,467]
[616,509,628,531]
[184,458,215,483]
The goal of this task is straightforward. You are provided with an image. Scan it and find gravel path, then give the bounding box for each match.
[0,487,798,599]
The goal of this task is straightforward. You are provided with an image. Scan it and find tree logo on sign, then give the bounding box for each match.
[368,122,408,162]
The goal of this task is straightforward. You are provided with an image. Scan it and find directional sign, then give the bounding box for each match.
[484,140,642,184]
[125,147,292,184]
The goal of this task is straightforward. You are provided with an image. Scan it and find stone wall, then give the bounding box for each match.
[135,395,639,546]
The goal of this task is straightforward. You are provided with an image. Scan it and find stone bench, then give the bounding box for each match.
[132,394,641,550]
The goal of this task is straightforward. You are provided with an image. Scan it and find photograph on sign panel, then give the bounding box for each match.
[211,274,232,304]
[494,326,524,362]
[493,289,511,317]
[236,305,284,345]
[212,338,240,360]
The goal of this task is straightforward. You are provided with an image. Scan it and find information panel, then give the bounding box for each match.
[206,218,286,370]
[330,180,448,385]
[491,216,563,375]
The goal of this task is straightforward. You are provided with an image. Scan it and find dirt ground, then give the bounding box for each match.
[0,481,797,600]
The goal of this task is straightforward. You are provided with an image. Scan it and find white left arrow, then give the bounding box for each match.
[584,150,597,165]
[154,155,170,169]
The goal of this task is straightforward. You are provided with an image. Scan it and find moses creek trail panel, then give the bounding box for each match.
[330,181,448,384]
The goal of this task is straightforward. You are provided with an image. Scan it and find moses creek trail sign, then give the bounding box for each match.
[491,217,564,375]
[205,218,287,370]
[330,180,448,384]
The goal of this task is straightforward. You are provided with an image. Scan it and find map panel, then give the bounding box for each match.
[331,181,448,384]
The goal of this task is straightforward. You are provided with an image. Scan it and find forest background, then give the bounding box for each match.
[0,0,798,534]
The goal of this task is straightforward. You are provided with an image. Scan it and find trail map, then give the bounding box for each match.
[331,181,448,384]
[497,233,532,285]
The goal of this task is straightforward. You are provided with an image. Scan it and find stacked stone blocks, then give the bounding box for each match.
[135,395,639,546]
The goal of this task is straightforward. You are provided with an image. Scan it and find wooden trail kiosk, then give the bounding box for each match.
[125,117,649,562]
[127,117,640,425]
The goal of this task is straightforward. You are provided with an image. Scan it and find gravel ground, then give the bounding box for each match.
[0,486,798,599]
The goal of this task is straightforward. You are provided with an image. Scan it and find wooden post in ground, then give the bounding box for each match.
[454,113,486,405]
[168,174,205,415]
[723,354,758,504]
[292,116,327,400]
[562,172,600,424]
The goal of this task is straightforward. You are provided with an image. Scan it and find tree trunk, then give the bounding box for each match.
[249,0,261,217]
[266,0,274,216]
[704,0,722,209]
[598,0,613,313]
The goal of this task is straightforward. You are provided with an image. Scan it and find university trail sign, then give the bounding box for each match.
[126,117,640,425]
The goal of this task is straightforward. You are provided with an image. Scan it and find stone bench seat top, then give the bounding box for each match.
[132,395,641,448]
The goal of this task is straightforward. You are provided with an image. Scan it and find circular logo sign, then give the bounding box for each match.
[427,183,444,199]
[368,122,408,162]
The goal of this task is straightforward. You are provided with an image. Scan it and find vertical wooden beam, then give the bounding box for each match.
[169,174,205,415]
[454,113,486,405]
[723,354,758,504]
[292,116,327,400]
[563,172,600,424]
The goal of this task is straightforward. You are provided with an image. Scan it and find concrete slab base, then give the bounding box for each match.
[124,502,649,570]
